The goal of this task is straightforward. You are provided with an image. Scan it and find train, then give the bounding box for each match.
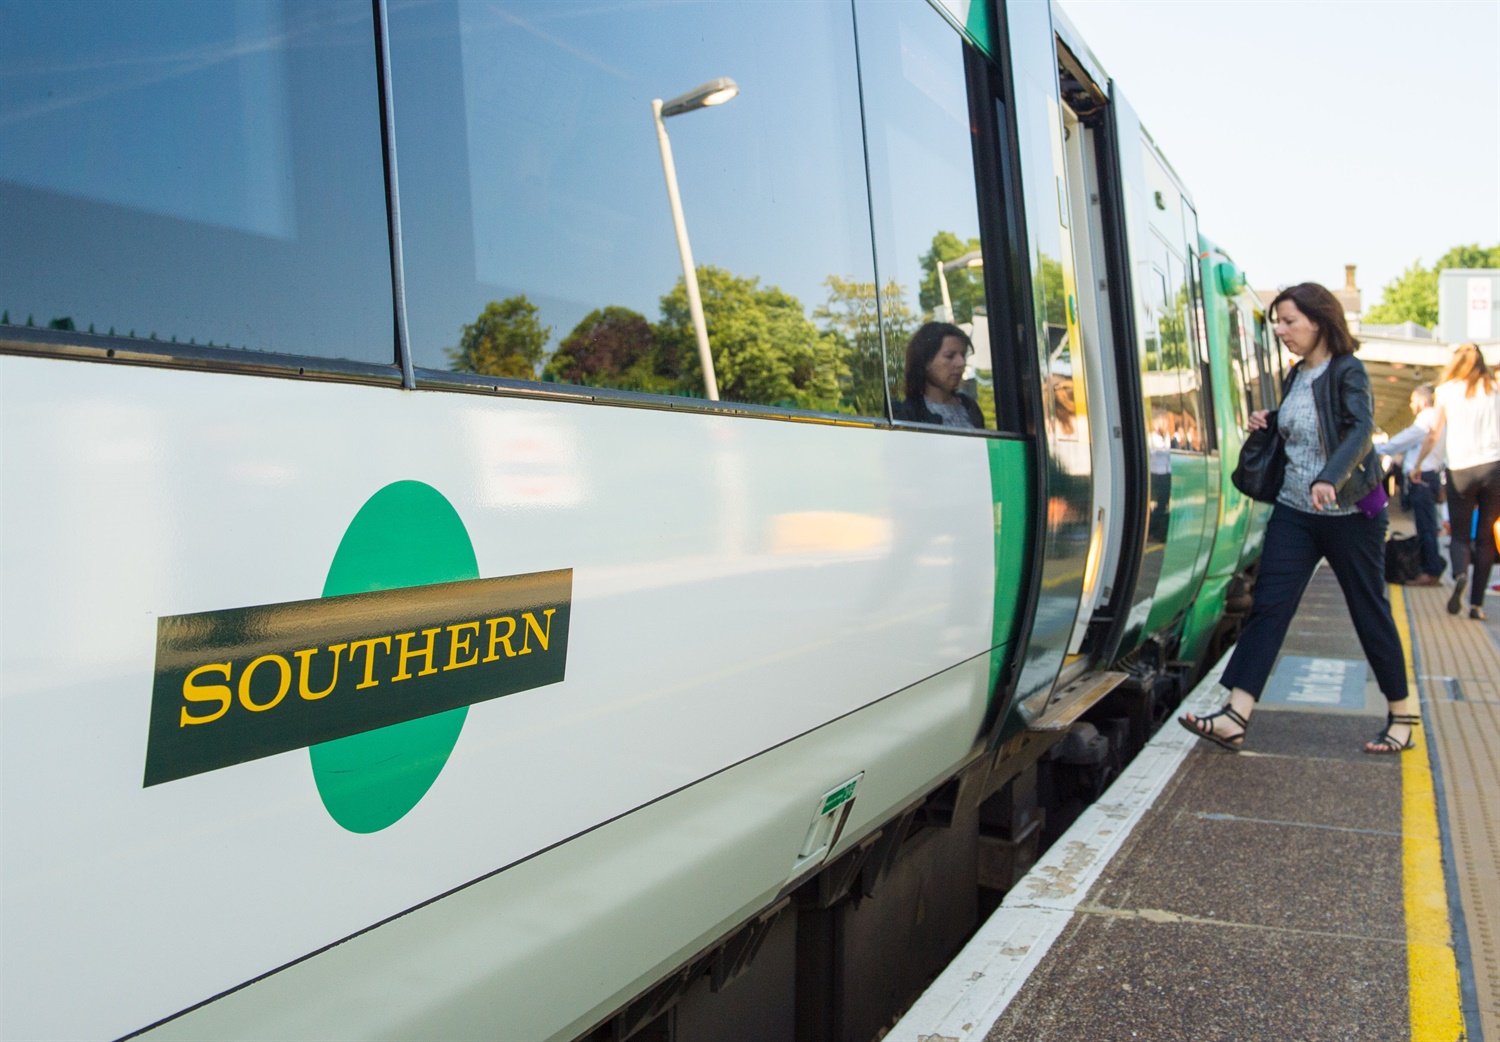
[0,1,1288,1040]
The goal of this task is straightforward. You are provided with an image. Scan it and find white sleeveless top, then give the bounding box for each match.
[1435,380,1500,471]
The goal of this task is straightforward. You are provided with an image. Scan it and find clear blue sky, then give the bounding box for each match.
[1057,0,1500,313]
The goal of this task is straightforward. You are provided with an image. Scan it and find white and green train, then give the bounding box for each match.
[0,2,1285,1039]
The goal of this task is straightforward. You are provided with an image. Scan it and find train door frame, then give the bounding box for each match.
[1054,62,1124,664]
[1047,12,1150,668]
[1082,83,1150,665]
[960,14,1052,745]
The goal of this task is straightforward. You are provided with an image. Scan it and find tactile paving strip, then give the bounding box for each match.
[1405,582,1500,1038]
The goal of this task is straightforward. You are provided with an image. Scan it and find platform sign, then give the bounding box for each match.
[1260,655,1368,709]
[1469,277,1493,340]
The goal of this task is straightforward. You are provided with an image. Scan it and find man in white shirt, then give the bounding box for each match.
[1381,383,1446,584]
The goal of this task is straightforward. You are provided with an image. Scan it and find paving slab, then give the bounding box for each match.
[984,914,1407,1042]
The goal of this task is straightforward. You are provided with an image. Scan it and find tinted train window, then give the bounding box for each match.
[1185,253,1215,451]
[0,0,394,364]
[389,1,883,417]
[856,0,995,431]
[1225,301,1252,423]
[1143,239,1203,452]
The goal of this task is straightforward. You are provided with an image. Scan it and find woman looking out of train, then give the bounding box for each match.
[1415,342,1500,619]
[1180,283,1415,754]
[893,322,983,428]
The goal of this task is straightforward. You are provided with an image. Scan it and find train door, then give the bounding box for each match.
[1002,0,1096,713]
[1056,81,1125,663]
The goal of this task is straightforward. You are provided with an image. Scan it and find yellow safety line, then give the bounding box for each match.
[1390,585,1466,1040]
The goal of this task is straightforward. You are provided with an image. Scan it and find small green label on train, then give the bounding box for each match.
[821,778,859,816]
[143,569,571,787]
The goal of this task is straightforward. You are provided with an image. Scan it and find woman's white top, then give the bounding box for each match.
[1435,379,1500,471]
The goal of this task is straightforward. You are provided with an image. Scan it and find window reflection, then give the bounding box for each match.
[1142,240,1204,455]
[0,0,393,363]
[390,0,884,416]
[1226,301,1253,422]
[856,0,995,430]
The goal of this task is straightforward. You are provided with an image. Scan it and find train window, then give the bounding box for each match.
[1229,303,1260,416]
[1143,262,1184,451]
[1225,301,1252,425]
[388,1,885,418]
[855,0,996,431]
[0,0,395,365]
[1186,255,1216,452]
[1159,249,1203,451]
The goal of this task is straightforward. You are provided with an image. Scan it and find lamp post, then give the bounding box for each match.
[652,77,738,402]
[934,249,983,323]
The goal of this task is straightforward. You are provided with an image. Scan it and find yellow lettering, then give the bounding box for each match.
[347,637,392,689]
[483,616,518,661]
[294,643,347,700]
[519,609,556,655]
[444,621,480,671]
[238,654,291,712]
[181,662,232,726]
[392,628,442,682]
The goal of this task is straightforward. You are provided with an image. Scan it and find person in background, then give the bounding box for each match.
[1416,342,1500,619]
[892,322,983,428]
[1180,283,1414,754]
[1380,383,1445,585]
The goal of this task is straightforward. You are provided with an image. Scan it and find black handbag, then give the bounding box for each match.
[1232,416,1285,503]
[1384,535,1424,584]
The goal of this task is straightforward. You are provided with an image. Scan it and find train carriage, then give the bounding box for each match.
[0,1,1277,1039]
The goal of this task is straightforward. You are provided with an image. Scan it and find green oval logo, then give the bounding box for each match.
[310,481,479,833]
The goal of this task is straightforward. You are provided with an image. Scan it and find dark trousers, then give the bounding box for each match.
[1448,469,1472,580]
[1409,469,1445,577]
[1451,460,1500,607]
[1221,503,1409,704]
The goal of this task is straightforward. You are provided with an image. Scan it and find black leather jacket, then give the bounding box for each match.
[1279,353,1381,509]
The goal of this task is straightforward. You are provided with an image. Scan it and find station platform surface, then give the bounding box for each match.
[890,554,1500,1041]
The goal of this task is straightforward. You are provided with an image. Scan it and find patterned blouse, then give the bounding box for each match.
[925,397,978,428]
[1277,359,1355,515]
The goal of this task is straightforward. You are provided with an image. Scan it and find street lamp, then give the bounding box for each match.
[652,77,739,402]
[934,249,983,323]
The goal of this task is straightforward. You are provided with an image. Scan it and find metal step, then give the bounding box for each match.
[1028,670,1128,731]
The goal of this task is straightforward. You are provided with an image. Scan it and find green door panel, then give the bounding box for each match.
[1180,572,1230,664]
[987,438,1034,696]
[1142,453,1209,635]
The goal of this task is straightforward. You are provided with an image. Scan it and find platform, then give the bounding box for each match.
[890,558,1500,1041]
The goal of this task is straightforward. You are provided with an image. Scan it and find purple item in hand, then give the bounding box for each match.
[1357,483,1389,519]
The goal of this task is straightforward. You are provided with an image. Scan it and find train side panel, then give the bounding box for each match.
[0,356,1031,1040]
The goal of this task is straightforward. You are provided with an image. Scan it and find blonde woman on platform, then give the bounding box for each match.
[1415,342,1500,620]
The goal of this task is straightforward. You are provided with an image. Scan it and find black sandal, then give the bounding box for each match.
[1365,712,1420,754]
[1178,704,1249,753]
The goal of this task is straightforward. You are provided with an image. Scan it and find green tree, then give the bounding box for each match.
[659,266,845,411]
[815,275,914,415]
[447,296,550,379]
[1365,243,1499,327]
[542,306,680,392]
[1157,281,1192,371]
[1435,243,1500,270]
[1037,252,1068,337]
[919,231,985,322]
[1364,262,1439,327]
